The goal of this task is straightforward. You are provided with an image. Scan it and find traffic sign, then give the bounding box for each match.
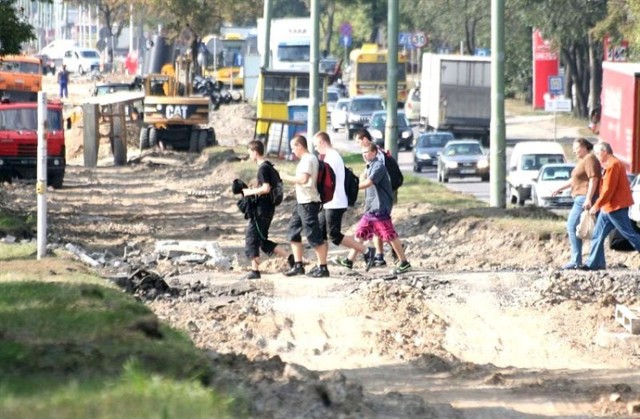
[545,97,572,112]
[342,35,351,48]
[548,75,563,96]
[339,22,352,37]
[411,31,427,48]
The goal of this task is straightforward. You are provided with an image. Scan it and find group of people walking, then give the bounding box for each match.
[239,129,411,280]
[554,138,640,270]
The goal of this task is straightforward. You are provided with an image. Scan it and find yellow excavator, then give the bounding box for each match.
[139,35,216,152]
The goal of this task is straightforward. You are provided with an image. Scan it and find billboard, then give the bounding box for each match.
[532,29,559,110]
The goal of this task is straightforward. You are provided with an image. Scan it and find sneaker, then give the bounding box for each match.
[244,270,261,280]
[287,254,295,269]
[562,262,579,270]
[285,265,305,276]
[308,266,330,278]
[373,255,387,267]
[333,256,353,269]
[364,248,375,272]
[392,261,412,274]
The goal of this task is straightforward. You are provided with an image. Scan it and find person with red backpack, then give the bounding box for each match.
[239,141,292,280]
[312,131,375,271]
[281,135,329,277]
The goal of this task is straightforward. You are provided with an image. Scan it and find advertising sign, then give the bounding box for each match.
[532,29,559,110]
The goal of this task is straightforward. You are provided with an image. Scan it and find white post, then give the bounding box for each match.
[129,4,134,54]
[36,92,48,260]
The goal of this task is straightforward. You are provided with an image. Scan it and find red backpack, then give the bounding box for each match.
[317,160,336,204]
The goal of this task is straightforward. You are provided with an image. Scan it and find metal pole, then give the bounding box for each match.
[36,92,48,260]
[490,0,506,208]
[261,0,272,69]
[308,0,320,145]
[129,4,134,54]
[385,0,399,158]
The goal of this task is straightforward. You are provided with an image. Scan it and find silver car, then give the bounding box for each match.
[345,94,385,139]
[436,139,490,182]
[331,98,350,132]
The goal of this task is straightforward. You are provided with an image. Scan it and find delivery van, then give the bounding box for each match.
[507,141,566,205]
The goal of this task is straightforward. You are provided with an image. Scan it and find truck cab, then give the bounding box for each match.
[0,100,66,188]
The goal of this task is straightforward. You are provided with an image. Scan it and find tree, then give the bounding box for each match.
[0,0,47,55]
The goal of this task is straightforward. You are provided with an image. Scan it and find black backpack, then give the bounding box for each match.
[344,166,359,206]
[264,162,284,206]
[383,151,404,191]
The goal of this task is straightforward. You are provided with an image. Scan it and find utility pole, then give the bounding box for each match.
[261,0,272,69]
[308,0,320,145]
[385,0,399,159]
[490,0,506,208]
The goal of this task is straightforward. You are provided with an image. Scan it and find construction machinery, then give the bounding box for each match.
[139,35,216,152]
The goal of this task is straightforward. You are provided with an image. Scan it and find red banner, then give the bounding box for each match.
[532,29,559,110]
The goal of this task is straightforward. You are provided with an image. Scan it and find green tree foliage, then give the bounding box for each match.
[0,0,45,55]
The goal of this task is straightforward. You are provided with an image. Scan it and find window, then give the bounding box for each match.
[262,75,290,102]
[295,77,325,101]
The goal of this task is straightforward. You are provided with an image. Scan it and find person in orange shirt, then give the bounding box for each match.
[582,142,640,270]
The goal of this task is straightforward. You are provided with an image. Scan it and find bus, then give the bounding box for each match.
[203,30,257,89]
[0,55,43,102]
[348,44,407,105]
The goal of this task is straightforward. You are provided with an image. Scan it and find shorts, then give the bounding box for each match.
[355,212,398,242]
[286,202,324,248]
[319,208,347,245]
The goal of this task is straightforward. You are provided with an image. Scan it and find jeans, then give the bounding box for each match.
[566,195,586,266]
[585,207,640,269]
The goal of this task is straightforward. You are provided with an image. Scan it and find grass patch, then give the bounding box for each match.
[0,242,36,261]
[0,256,239,418]
[0,205,35,239]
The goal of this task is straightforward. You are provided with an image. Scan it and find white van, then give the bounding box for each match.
[40,39,77,62]
[62,48,101,75]
[507,141,567,205]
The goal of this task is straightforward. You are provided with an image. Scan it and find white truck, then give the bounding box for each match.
[420,53,491,144]
[257,17,310,71]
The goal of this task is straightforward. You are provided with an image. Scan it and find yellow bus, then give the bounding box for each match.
[202,32,256,88]
[348,44,407,104]
[256,69,328,156]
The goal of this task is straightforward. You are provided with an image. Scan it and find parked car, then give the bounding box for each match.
[437,139,489,182]
[413,131,454,172]
[629,173,640,224]
[330,98,350,132]
[367,111,414,150]
[531,163,576,208]
[92,81,142,96]
[34,54,56,75]
[404,86,421,120]
[507,141,566,205]
[62,47,101,74]
[345,94,385,139]
[327,87,340,115]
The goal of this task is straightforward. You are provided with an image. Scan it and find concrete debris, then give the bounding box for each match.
[65,243,102,267]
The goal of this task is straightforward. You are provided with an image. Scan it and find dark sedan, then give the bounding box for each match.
[437,139,490,182]
[413,131,454,172]
[367,110,414,150]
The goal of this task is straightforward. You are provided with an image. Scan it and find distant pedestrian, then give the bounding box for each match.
[312,131,374,271]
[353,142,411,275]
[240,140,292,280]
[57,65,69,98]
[552,138,601,269]
[582,141,640,270]
[280,135,329,277]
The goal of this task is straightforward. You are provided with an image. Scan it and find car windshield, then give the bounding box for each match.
[370,113,408,129]
[521,154,564,170]
[418,134,452,148]
[445,143,483,156]
[80,50,100,58]
[541,167,572,181]
[0,108,63,131]
[350,99,384,112]
[327,91,339,102]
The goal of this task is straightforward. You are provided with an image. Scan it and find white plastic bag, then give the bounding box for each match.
[576,210,595,240]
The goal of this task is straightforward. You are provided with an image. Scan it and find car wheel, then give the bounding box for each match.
[443,171,449,183]
[139,127,150,150]
[414,163,421,173]
[78,65,84,75]
[481,174,489,182]
[48,173,64,189]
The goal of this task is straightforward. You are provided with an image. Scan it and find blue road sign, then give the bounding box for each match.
[342,35,352,48]
[548,75,564,96]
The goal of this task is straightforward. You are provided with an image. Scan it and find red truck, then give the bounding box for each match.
[0,100,66,188]
[599,62,640,174]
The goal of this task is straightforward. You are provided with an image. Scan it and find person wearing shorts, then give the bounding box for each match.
[312,131,374,271]
[353,142,410,274]
[281,135,329,277]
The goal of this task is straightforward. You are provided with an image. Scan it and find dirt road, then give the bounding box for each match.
[4,77,640,417]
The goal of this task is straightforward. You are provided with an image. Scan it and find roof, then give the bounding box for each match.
[512,141,564,154]
[0,55,41,64]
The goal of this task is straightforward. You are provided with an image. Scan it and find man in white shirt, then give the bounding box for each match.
[312,131,375,271]
[281,135,329,277]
